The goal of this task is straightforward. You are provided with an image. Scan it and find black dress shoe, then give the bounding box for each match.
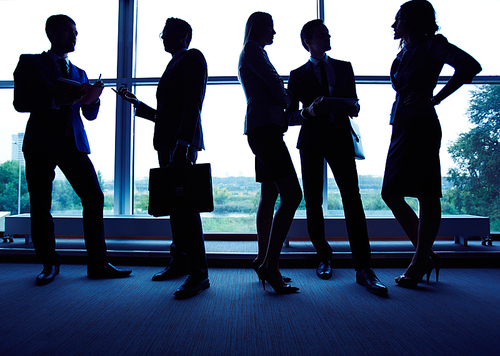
[316,261,332,280]
[174,275,210,299]
[36,265,60,286]
[87,263,132,279]
[152,265,188,281]
[356,268,388,295]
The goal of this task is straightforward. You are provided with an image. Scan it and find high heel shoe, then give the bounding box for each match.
[395,259,434,288]
[253,258,291,282]
[430,251,441,282]
[257,266,299,294]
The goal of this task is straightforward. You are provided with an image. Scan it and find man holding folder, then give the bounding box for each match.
[14,14,132,285]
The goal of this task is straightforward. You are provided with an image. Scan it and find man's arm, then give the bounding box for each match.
[176,49,208,145]
[78,68,101,121]
[244,41,290,109]
[286,69,305,126]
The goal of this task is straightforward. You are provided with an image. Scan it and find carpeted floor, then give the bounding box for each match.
[1,263,499,356]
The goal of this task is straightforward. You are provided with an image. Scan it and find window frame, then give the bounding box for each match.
[1,0,499,217]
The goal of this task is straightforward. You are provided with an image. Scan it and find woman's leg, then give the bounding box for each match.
[411,197,441,266]
[261,175,302,284]
[384,194,441,277]
[382,194,419,247]
[255,182,279,262]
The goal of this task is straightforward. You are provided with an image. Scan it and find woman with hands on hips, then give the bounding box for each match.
[382,0,481,288]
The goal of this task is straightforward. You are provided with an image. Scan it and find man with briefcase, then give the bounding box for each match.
[115,18,209,299]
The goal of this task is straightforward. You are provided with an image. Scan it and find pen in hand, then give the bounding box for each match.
[95,74,103,87]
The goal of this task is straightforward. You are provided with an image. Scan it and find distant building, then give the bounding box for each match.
[11,133,24,164]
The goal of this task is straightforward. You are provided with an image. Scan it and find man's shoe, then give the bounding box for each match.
[174,275,210,299]
[152,265,188,281]
[356,268,388,295]
[87,263,132,279]
[36,265,60,286]
[316,261,332,280]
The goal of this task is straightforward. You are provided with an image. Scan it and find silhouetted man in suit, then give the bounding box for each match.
[13,14,132,285]
[287,19,387,295]
[116,18,209,299]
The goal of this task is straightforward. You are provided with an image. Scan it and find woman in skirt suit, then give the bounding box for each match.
[382,0,481,288]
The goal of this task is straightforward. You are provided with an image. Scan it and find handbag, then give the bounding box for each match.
[148,163,214,217]
[349,118,365,160]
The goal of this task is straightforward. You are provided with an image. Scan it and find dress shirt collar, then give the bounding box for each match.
[47,50,69,65]
[310,54,329,67]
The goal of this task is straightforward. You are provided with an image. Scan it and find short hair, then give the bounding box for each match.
[243,12,272,45]
[399,0,439,45]
[45,14,75,40]
[300,19,324,52]
[164,18,192,45]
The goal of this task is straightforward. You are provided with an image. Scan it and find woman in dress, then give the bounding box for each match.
[238,12,302,294]
[382,0,481,288]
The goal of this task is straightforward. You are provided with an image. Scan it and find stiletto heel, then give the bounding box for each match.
[395,259,434,288]
[253,258,291,282]
[257,266,299,294]
[430,251,441,282]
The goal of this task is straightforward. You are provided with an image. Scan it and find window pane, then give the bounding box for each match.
[1,0,118,213]
[0,0,118,81]
[324,0,498,76]
[132,84,305,229]
[135,0,316,77]
[0,87,116,216]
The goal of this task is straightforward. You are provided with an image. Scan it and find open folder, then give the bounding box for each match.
[55,78,104,105]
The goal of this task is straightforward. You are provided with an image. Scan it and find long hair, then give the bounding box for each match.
[399,0,439,46]
[243,12,272,45]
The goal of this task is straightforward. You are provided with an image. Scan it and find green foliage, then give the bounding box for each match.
[213,186,230,205]
[447,84,500,230]
[0,161,29,214]
[202,216,256,232]
[51,179,82,212]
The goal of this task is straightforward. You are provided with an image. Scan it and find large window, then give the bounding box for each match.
[0,0,499,232]
[0,0,118,214]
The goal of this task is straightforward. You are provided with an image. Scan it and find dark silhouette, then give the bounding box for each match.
[115,18,209,299]
[13,14,132,285]
[286,19,387,295]
[382,0,481,288]
[238,12,302,294]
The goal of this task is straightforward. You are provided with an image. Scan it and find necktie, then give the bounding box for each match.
[318,60,329,96]
[58,58,69,79]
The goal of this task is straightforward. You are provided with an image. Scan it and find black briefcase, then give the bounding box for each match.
[148,163,214,217]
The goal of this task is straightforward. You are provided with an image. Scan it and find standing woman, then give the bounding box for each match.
[382,0,481,288]
[238,12,302,294]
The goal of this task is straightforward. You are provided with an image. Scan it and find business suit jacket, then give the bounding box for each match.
[238,40,291,134]
[382,34,481,198]
[136,48,208,277]
[287,57,357,150]
[390,34,481,125]
[13,51,106,267]
[135,48,207,151]
[14,51,99,153]
[286,57,370,269]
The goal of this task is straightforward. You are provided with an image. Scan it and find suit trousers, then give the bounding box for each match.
[24,137,107,267]
[299,140,371,271]
[158,149,208,278]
